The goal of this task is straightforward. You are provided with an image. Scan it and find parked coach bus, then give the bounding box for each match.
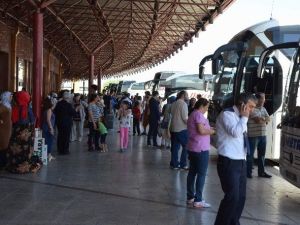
[199,19,300,160]
[257,41,300,187]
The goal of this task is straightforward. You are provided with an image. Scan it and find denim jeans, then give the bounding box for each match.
[247,136,267,176]
[43,130,54,154]
[187,151,209,202]
[170,129,188,168]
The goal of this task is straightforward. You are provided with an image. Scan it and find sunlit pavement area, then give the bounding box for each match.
[0,129,300,225]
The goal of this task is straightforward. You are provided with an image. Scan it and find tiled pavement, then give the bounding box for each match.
[0,129,300,225]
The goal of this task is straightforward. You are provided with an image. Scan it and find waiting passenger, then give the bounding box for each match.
[98,116,108,152]
[247,92,272,178]
[186,98,215,208]
[42,97,55,161]
[132,100,141,136]
[54,91,76,155]
[147,91,160,147]
[141,91,151,135]
[71,93,87,142]
[169,90,189,170]
[160,96,176,149]
[87,94,102,151]
[0,91,12,169]
[188,97,196,115]
[118,101,132,152]
[214,93,256,225]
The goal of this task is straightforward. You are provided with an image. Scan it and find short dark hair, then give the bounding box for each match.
[152,91,159,97]
[235,93,257,106]
[89,93,98,102]
[177,90,186,99]
[194,98,209,110]
[43,97,53,111]
[145,91,151,96]
[255,92,265,100]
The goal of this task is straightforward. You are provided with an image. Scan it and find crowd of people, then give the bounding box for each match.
[0,86,273,225]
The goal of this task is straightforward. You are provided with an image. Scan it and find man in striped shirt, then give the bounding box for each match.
[247,93,271,178]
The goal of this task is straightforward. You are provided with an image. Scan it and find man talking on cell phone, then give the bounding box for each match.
[214,93,257,225]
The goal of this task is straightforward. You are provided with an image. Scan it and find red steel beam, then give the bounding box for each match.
[32,11,43,127]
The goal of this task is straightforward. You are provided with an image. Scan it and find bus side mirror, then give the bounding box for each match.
[199,66,204,79]
[212,55,223,75]
[277,123,282,129]
[212,60,218,75]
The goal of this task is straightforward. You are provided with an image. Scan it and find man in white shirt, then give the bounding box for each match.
[214,93,256,225]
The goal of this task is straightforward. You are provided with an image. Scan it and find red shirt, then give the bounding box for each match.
[132,106,141,120]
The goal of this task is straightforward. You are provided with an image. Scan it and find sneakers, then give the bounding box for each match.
[186,198,194,205]
[48,154,55,162]
[170,166,180,170]
[193,200,211,208]
[180,166,189,170]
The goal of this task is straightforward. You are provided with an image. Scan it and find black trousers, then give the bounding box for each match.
[147,120,158,145]
[0,150,7,168]
[57,125,72,154]
[214,155,247,225]
[133,118,141,135]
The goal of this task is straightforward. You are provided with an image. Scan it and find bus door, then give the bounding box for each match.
[257,42,299,160]
[257,43,300,184]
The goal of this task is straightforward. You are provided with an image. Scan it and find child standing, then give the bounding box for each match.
[132,101,141,136]
[118,101,132,152]
[98,117,108,152]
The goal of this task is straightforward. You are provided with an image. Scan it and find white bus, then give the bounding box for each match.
[257,42,300,187]
[145,72,212,100]
[127,82,145,98]
[200,20,300,160]
[144,71,186,97]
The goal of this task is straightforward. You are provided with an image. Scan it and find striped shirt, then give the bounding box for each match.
[247,106,269,137]
[88,103,103,122]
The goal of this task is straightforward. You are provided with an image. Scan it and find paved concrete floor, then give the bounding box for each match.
[0,129,300,225]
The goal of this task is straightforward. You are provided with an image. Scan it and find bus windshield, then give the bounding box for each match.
[131,82,144,90]
[282,51,300,128]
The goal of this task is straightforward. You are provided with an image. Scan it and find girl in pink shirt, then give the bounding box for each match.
[118,101,132,152]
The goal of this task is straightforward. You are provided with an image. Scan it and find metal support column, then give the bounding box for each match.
[23,60,28,91]
[32,10,43,127]
[56,62,62,93]
[97,68,102,93]
[10,29,19,92]
[89,54,95,94]
[44,49,51,96]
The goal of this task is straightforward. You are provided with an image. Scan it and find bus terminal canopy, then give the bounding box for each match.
[0,0,235,79]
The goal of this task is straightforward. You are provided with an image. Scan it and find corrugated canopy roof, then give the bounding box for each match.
[0,0,235,79]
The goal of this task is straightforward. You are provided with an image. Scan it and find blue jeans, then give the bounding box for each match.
[187,151,209,202]
[43,130,54,154]
[215,155,246,225]
[170,130,188,168]
[247,136,266,176]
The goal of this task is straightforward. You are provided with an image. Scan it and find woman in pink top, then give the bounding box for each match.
[186,98,215,208]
